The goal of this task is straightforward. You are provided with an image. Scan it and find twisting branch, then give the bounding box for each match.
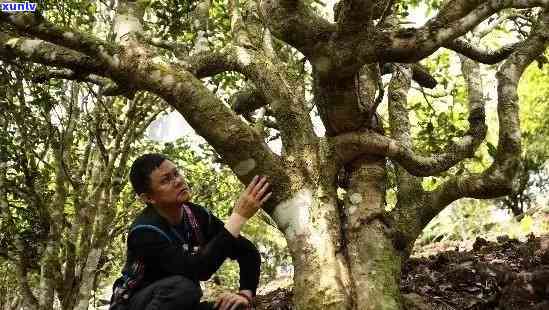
[332,52,488,176]
[425,9,549,229]
[444,38,523,64]
[370,0,549,63]
[331,126,483,177]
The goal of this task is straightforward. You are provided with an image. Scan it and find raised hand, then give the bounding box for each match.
[233,175,271,219]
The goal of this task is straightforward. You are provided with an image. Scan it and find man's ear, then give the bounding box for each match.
[139,193,154,205]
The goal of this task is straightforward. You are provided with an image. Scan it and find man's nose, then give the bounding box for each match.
[173,175,184,187]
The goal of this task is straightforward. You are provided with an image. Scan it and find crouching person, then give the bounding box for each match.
[110,153,271,310]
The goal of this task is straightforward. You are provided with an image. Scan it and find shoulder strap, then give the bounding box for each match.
[130,224,172,243]
[182,204,204,245]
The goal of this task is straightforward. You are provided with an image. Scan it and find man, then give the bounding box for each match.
[111,153,271,310]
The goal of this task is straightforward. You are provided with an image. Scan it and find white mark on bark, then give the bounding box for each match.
[112,55,120,68]
[454,135,473,147]
[236,47,252,66]
[509,130,521,142]
[20,39,42,56]
[62,32,75,41]
[114,15,143,43]
[6,38,20,49]
[350,193,363,204]
[150,70,162,82]
[49,51,57,60]
[233,159,256,176]
[162,74,176,88]
[313,56,331,73]
[348,205,357,215]
[272,189,313,240]
[193,31,209,54]
[387,140,398,156]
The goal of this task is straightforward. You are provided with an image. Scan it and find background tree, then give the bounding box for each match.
[1,0,549,309]
[0,59,165,310]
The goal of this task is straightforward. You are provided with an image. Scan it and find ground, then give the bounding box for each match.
[252,234,549,310]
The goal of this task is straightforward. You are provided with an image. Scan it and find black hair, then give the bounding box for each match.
[129,153,169,195]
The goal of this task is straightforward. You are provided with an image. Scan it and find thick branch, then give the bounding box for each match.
[386,64,423,195]
[424,9,549,228]
[0,32,110,74]
[444,38,523,64]
[0,11,117,64]
[184,46,316,155]
[257,0,336,58]
[371,0,549,63]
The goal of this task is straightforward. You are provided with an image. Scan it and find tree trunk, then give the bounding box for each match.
[344,156,403,310]
[274,173,403,310]
[274,188,353,309]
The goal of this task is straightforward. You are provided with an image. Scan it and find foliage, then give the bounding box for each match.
[0,59,166,309]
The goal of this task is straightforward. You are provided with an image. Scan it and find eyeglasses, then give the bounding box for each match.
[159,169,185,186]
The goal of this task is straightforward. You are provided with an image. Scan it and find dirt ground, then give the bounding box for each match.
[254,234,549,310]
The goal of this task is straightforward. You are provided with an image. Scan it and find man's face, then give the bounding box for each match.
[142,160,191,208]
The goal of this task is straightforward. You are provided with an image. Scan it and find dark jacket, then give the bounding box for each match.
[122,202,261,295]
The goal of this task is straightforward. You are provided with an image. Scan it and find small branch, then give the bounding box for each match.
[138,33,190,57]
[189,0,211,54]
[386,64,423,192]
[444,38,523,64]
[31,69,111,86]
[411,63,437,88]
[230,88,268,114]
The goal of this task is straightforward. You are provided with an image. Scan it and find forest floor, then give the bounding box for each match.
[253,234,549,310]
